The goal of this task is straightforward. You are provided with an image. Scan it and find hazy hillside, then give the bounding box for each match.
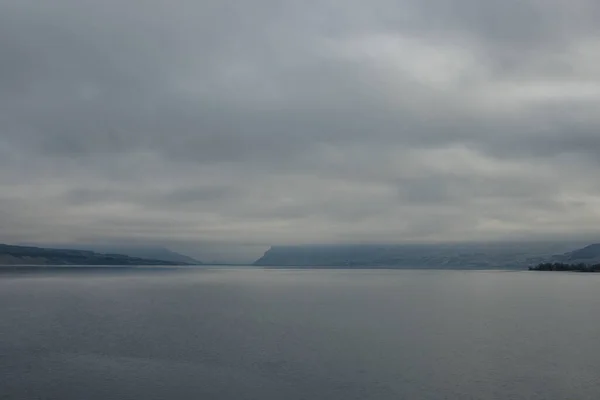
[0,244,189,266]
[21,244,203,265]
[254,242,581,269]
[67,245,202,265]
[551,243,600,264]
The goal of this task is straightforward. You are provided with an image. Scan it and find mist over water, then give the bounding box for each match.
[2,268,600,399]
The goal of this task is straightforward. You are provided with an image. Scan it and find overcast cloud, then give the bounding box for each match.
[1,0,600,261]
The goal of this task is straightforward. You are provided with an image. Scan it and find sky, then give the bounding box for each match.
[1,0,600,261]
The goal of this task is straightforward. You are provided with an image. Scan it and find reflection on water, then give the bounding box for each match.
[1,268,599,399]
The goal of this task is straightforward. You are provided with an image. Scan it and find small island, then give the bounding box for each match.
[529,262,600,272]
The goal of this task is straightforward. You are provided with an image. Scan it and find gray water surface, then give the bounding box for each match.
[1,268,599,399]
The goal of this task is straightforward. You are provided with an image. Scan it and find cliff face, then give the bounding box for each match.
[0,244,188,266]
[253,243,572,269]
[254,245,396,267]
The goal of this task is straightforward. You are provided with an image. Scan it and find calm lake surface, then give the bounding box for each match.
[2,268,599,399]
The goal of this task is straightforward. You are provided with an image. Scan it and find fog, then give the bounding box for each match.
[2,1,600,261]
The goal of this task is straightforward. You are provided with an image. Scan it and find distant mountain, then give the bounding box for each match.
[68,245,203,265]
[22,244,203,265]
[0,244,190,266]
[552,243,600,264]
[253,243,579,269]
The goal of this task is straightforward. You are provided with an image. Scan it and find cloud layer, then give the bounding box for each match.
[2,0,600,259]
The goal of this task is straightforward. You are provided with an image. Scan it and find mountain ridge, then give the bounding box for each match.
[0,244,191,266]
[253,242,584,269]
[551,243,600,264]
[17,243,203,265]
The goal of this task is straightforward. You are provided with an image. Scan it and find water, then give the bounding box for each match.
[1,268,599,399]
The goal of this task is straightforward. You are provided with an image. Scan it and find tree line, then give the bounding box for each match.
[529,262,600,272]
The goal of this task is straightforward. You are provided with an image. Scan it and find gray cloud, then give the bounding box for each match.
[1,0,600,261]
